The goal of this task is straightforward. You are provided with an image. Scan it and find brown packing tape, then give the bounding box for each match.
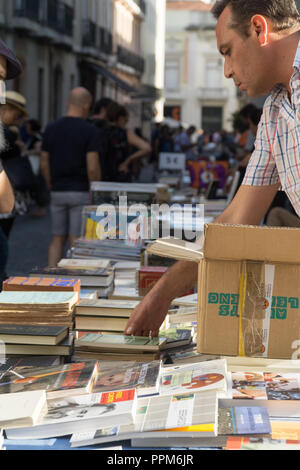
[238,261,273,357]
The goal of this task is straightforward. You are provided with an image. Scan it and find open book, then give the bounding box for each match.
[147,238,203,263]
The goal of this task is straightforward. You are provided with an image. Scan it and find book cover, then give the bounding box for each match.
[3,277,80,297]
[138,267,168,296]
[93,360,162,397]
[69,390,218,447]
[0,324,69,346]
[218,406,271,436]
[5,389,137,440]
[0,361,98,399]
[228,371,300,400]
[160,359,227,396]
[0,390,47,429]
[159,328,192,351]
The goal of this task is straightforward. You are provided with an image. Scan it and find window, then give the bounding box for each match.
[205,59,222,89]
[165,59,180,90]
[202,106,223,133]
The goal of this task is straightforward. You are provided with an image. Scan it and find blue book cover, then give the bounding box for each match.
[218,406,271,435]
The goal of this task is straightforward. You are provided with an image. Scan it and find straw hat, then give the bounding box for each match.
[4,91,28,117]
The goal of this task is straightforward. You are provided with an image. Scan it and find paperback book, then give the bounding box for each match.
[0,361,99,399]
[0,390,47,429]
[93,360,162,397]
[6,389,137,440]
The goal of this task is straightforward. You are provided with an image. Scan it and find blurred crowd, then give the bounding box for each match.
[0,87,299,284]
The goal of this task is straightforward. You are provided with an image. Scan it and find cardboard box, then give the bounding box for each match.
[148,224,300,359]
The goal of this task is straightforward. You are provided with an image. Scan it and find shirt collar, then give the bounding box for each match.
[271,39,300,103]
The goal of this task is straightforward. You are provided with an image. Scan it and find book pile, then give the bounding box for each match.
[30,261,115,299]
[74,299,141,335]
[3,277,81,299]
[74,333,167,362]
[0,324,73,358]
[0,291,77,329]
[68,239,143,263]
[90,181,159,206]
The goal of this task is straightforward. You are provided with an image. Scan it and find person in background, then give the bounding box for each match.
[155,124,174,154]
[99,102,151,182]
[124,0,300,337]
[41,87,101,267]
[23,119,50,218]
[179,125,198,161]
[89,97,115,130]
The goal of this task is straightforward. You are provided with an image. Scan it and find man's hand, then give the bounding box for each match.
[124,291,172,337]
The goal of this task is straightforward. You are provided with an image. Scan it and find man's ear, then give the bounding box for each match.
[250,14,269,46]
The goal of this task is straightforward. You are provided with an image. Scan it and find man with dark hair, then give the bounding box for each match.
[90,97,115,130]
[124,0,300,337]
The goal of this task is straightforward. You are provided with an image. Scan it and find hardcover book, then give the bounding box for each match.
[3,334,74,356]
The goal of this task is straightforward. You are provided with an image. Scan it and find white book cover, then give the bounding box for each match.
[6,389,137,440]
[0,390,47,429]
[160,359,227,396]
[70,390,218,447]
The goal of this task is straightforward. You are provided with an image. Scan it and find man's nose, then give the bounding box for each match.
[224,60,233,79]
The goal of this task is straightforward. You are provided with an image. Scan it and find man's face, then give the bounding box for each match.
[216,6,275,98]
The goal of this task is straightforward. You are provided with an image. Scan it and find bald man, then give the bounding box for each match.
[41,87,101,266]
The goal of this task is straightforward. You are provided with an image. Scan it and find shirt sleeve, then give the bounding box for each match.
[243,101,280,187]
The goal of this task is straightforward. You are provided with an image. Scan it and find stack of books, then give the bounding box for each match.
[30,262,114,299]
[0,291,78,330]
[74,299,140,334]
[2,277,81,301]
[0,390,48,430]
[68,239,143,263]
[74,333,167,362]
[0,324,73,358]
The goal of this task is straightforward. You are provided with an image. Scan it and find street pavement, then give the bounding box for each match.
[6,209,52,276]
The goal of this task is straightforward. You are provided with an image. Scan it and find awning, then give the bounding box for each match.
[81,60,138,94]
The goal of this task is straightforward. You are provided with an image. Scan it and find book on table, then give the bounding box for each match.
[2,277,81,300]
[0,361,99,399]
[3,334,74,357]
[0,324,69,346]
[160,359,228,396]
[57,258,112,270]
[75,299,140,317]
[93,360,162,397]
[30,267,114,287]
[0,390,47,429]
[158,327,192,351]
[5,389,137,440]
[74,333,167,354]
[75,316,129,333]
[70,389,219,448]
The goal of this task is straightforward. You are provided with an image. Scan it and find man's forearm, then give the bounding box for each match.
[150,260,198,304]
[0,171,14,213]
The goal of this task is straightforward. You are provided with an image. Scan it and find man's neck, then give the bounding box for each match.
[66,107,85,119]
[275,29,300,94]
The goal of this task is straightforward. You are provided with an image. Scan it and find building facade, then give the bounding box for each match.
[164,0,239,132]
[0,0,165,134]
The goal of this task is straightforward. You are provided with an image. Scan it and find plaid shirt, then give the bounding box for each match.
[243,41,300,216]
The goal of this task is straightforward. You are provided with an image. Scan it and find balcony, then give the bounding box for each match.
[117,45,145,74]
[13,0,74,40]
[198,87,229,101]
